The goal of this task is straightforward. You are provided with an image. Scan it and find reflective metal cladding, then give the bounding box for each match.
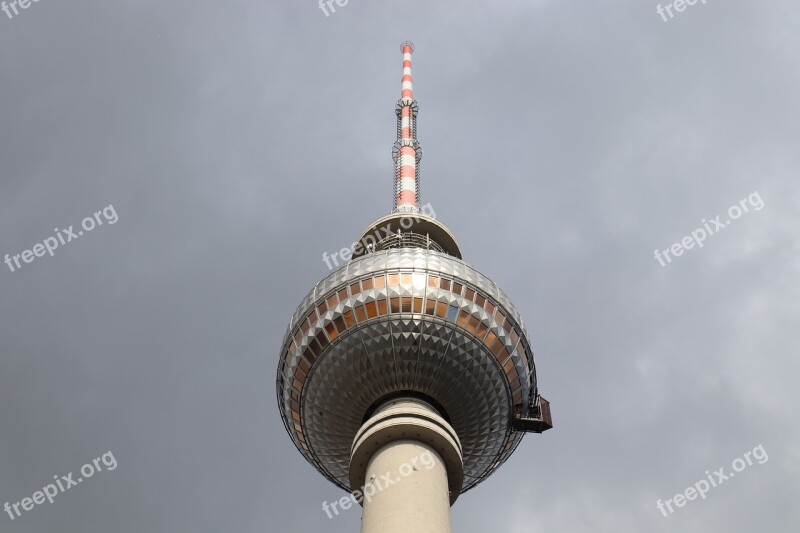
[277,248,548,494]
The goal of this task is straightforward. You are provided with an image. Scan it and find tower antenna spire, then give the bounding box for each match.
[393,41,422,213]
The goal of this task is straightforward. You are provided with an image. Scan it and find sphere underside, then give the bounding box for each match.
[277,249,538,493]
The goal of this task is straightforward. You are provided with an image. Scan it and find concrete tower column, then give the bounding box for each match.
[350,397,463,533]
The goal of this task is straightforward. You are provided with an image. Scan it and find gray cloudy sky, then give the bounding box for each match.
[1,0,798,531]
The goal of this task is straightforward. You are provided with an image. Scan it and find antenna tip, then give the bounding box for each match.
[400,41,415,54]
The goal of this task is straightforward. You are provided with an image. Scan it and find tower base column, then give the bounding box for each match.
[350,397,463,533]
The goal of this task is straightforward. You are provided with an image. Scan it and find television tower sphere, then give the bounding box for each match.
[276,41,551,531]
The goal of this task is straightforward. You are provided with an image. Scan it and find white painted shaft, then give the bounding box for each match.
[360,440,451,533]
[351,398,462,533]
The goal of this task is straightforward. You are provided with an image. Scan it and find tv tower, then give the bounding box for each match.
[276,42,552,533]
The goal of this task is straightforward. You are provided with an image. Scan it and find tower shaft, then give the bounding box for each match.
[360,441,451,533]
[351,398,462,533]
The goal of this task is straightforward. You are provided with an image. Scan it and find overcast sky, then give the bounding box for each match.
[1,0,798,531]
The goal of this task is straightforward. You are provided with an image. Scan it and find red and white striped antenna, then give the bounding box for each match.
[392,41,422,213]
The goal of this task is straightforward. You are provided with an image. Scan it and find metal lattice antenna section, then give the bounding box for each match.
[392,41,422,213]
